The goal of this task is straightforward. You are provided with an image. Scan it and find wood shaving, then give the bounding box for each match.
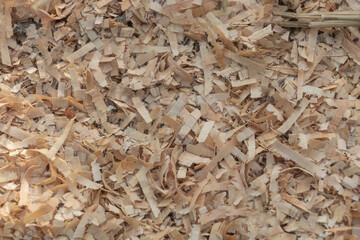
[0,0,359,239]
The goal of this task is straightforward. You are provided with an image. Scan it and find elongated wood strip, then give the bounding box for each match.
[36,38,52,64]
[248,24,272,42]
[19,165,37,206]
[197,120,215,143]
[277,98,309,134]
[73,204,98,238]
[0,2,11,66]
[306,28,318,63]
[48,118,74,160]
[309,21,360,27]
[178,151,210,167]
[199,206,247,225]
[136,167,160,218]
[273,11,360,18]
[200,42,213,95]
[271,140,326,178]
[322,15,360,21]
[167,56,193,82]
[297,70,305,100]
[223,49,265,72]
[120,112,137,130]
[132,96,152,123]
[65,42,96,62]
[196,136,237,181]
[68,68,81,91]
[236,127,257,142]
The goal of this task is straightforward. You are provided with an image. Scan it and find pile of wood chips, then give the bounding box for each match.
[1,0,360,239]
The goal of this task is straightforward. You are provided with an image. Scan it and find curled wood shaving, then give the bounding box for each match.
[19,165,37,206]
[179,151,210,167]
[23,198,60,223]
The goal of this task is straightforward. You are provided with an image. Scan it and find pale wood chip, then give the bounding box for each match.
[23,198,60,223]
[36,38,52,65]
[0,2,11,66]
[0,170,18,183]
[200,42,213,95]
[306,28,318,63]
[248,24,273,42]
[197,120,215,143]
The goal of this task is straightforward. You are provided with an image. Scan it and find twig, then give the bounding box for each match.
[309,20,360,27]
[272,11,360,28]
